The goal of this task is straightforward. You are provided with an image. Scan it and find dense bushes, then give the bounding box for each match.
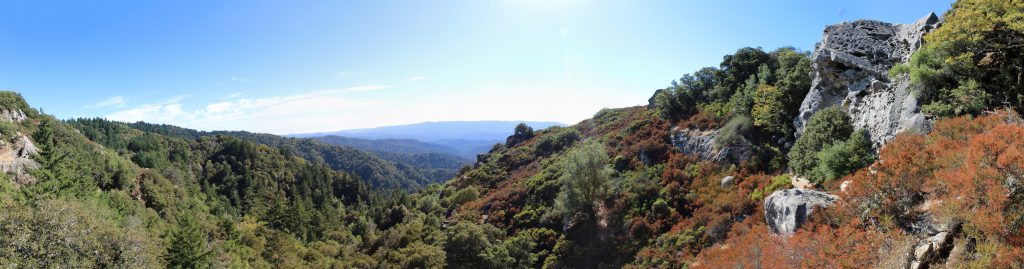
[789,106,874,184]
[654,47,810,128]
[897,0,1024,116]
[694,111,1024,268]
[653,47,811,174]
[534,127,581,156]
[714,115,752,148]
[0,199,165,268]
[807,130,874,182]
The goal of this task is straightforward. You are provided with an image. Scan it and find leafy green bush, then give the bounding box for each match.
[535,128,581,156]
[552,140,612,224]
[752,84,789,135]
[807,130,875,183]
[714,115,752,148]
[788,106,854,177]
[902,0,1024,116]
[0,199,165,267]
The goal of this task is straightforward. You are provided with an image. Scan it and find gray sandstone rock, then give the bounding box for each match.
[764,188,838,235]
[794,13,941,149]
[0,133,39,185]
[0,109,27,122]
[669,127,752,164]
[720,176,735,187]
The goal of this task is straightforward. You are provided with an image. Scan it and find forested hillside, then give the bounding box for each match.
[309,136,472,184]
[1,0,1022,268]
[68,119,450,191]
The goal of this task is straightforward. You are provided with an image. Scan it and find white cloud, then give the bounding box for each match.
[85,95,128,109]
[403,75,428,82]
[101,79,647,135]
[105,85,393,133]
[223,92,245,99]
[231,76,250,82]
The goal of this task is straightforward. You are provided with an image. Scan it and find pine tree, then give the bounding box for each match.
[166,215,210,268]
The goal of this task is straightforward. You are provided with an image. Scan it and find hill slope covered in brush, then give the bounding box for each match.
[0,0,1022,268]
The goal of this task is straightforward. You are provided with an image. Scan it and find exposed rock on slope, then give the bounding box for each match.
[0,132,39,185]
[0,109,27,122]
[0,108,38,185]
[794,13,941,148]
[669,127,752,164]
[764,188,837,235]
[905,220,961,269]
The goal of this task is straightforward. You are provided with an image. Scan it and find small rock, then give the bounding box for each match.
[720,176,736,187]
[840,180,852,193]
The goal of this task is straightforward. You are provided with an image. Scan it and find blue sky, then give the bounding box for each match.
[0,0,955,134]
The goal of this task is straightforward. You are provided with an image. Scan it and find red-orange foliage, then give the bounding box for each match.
[693,111,1024,267]
[695,221,891,269]
[838,112,1024,239]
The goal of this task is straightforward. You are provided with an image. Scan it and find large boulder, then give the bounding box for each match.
[669,127,752,164]
[794,13,941,148]
[764,188,838,235]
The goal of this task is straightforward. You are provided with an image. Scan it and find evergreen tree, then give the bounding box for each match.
[166,215,210,269]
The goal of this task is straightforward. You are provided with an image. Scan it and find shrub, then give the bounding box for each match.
[903,0,1024,116]
[535,128,581,156]
[788,106,854,177]
[807,130,875,183]
[752,84,789,135]
[552,140,612,225]
[714,115,752,148]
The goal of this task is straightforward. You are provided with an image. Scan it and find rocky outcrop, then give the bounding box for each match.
[0,132,39,185]
[0,109,27,122]
[647,89,664,109]
[669,127,752,164]
[794,13,941,148]
[905,220,961,269]
[764,188,838,235]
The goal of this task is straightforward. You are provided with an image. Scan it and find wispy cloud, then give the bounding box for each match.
[231,76,250,82]
[403,75,428,82]
[85,95,128,109]
[223,92,245,99]
[335,71,367,78]
[105,85,393,133]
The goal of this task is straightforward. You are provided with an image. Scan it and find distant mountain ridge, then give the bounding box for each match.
[291,120,566,157]
[311,136,465,157]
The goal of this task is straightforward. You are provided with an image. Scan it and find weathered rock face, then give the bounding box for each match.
[906,220,962,269]
[764,188,838,235]
[794,13,941,148]
[0,132,39,185]
[0,109,27,122]
[647,89,664,109]
[669,127,752,164]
